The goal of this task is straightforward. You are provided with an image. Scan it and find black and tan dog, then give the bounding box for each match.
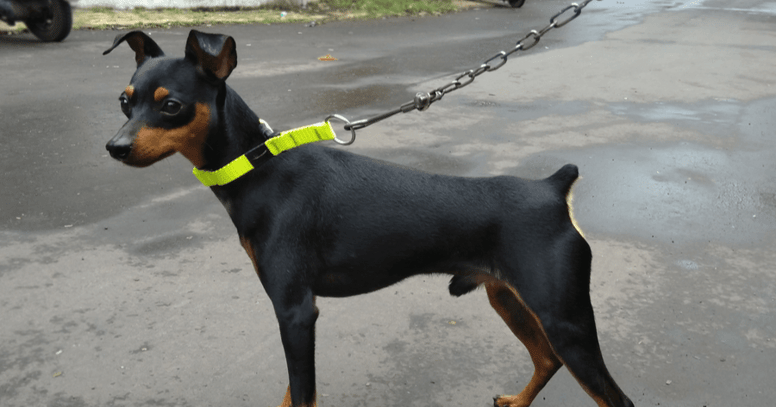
[104,30,634,407]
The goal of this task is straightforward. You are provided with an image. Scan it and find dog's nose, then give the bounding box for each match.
[106,141,132,160]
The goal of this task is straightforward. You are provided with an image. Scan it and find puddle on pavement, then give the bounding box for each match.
[514,139,775,248]
[307,83,411,115]
[608,99,743,140]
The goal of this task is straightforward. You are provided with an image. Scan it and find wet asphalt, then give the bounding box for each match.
[1,0,775,406]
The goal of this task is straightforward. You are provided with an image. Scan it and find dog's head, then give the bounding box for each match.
[103,30,237,168]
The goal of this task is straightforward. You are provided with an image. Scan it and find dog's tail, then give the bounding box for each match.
[547,164,584,237]
[546,164,579,197]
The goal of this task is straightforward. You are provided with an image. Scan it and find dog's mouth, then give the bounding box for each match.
[105,140,175,168]
[129,150,175,168]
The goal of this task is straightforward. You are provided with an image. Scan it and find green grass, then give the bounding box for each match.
[1,0,485,34]
[322,0,459,16]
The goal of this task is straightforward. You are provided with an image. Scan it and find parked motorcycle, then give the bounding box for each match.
[0,0,72,42]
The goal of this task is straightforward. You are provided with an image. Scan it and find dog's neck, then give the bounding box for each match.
[199,84,267,172]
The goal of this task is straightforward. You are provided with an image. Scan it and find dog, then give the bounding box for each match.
[103,29,634,407]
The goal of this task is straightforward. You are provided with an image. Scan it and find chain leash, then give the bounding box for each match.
[325,0,597,146]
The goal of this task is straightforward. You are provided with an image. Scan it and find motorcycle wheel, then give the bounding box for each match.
[26,0,72,42]
[508,0,526,7]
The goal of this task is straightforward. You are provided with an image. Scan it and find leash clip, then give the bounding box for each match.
[325,114,357,146]
[414,92,432,111]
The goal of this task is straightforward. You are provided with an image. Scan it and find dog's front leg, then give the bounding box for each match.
[272,287,319,407]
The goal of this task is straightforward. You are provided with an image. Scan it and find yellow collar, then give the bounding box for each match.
[193,120,336,187]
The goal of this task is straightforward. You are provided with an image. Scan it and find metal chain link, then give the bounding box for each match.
[326,0,597,145]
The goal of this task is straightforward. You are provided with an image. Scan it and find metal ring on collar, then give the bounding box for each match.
[326,114,357,146]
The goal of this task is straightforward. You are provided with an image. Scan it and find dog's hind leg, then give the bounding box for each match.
[538,295,634,407]
[486,281,562,407]
[507,235,633,407]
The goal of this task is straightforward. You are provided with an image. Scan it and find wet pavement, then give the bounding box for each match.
[1,0,775,406]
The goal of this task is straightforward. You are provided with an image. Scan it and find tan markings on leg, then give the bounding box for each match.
[487,279,620,407]
[276,386,317,407]
[484,280,562,407]
[239,236,260,279]
[154,86,169,102]
[125,85,135,99]
[277,386,292,407]
[452,273,617,406]
[128,102,211,167]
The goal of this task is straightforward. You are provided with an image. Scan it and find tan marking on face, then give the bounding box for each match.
[125,85,135,99]
[127,102,211,168]
[154,87,169,102]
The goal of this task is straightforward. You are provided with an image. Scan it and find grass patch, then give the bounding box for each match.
[1,0,489,34]
[68,0,474,30]
[73,7,313,29]
[323,0,459,16]
[83,0,486,30]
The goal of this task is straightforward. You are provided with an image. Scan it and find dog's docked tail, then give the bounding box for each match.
[546,164,579,197]
[547,164,584,237]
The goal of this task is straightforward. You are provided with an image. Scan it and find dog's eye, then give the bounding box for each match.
[119,95,130,116]
[161,100,182,115]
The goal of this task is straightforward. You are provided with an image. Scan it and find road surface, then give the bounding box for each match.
[1,1,775,406]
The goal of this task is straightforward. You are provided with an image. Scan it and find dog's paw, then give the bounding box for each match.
[492,394,528,407]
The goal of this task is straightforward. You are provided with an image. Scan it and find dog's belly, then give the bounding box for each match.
[311,270,412,297]
[311,257,490,298]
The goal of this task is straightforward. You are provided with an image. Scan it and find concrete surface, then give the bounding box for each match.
[1,0,775,406]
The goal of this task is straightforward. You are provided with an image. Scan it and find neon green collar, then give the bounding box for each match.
[193,120,336,187]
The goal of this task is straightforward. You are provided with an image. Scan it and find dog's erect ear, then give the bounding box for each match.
[103,31,165,67]
[185,30,237,82]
